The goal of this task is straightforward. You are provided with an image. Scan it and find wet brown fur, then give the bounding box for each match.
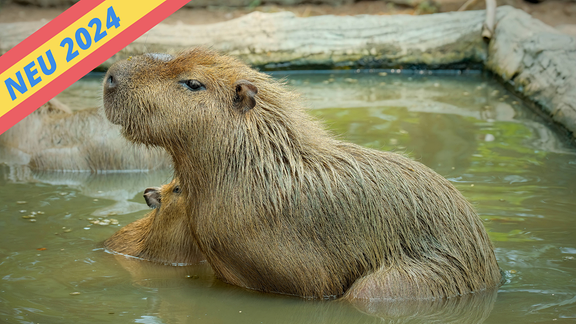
[0,99,171,172]
[103,48,501,300]
[104,179,205,265]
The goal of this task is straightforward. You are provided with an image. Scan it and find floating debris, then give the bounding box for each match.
[378,72,387,76]
[93,199,99,202]
[29,219,37,223]
[22,215,35,219]
[70,292,81,296]
[463,91,469,96]
[484,134,495,142]
[37,248,47,251]
[16,201,27,205]
[63,229,72,233]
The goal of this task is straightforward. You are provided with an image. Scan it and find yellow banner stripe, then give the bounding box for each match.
[0,0,165,116]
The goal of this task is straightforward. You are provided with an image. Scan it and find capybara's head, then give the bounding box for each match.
[103,48,272,148]
[148,179,184,215]
[104,178,203,265]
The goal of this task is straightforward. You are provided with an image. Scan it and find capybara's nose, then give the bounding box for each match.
[104,65,121,90]
[106,73,117,88]
[104,61,129,91]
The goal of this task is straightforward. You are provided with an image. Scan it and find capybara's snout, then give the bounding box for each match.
[103,61,129,92]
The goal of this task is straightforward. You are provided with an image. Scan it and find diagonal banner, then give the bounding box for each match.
[0,0,191,135]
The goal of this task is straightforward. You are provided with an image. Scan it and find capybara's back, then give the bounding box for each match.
[103,47,501,300]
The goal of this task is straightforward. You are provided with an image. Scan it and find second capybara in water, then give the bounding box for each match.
[103,48,502,300]
[0,99,171,172]
[104,179,204,266]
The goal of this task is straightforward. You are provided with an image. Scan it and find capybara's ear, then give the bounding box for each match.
[143,187,161,209]
[234,80,258,113]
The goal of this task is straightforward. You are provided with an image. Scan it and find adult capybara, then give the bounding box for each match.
[103,48,502,300]
[0,99,171,171]
[105,179,205,266]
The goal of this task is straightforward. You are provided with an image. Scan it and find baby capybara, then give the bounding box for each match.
[103,48,501,300]
[104,180,204,266]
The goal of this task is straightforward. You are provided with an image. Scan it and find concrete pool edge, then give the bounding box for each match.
[1,6,574,140]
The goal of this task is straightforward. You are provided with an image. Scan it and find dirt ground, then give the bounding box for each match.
[0,0,575,30]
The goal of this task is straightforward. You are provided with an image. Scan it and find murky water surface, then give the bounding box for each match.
[1,72,575,323]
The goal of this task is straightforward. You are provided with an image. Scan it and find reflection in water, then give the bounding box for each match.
[402,114,477,174]
[1,72,575,323]
[350,289,498,324]
[1,169,172,216]
[111,254,497,324]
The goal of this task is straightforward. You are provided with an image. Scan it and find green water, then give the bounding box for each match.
[1,72,575,323]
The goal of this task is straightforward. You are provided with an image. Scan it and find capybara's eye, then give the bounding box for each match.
[180,80,206,92]
[173,186,181,194]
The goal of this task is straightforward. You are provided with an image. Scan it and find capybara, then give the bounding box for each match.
[105,179,205,266]
[103,48,502,300]
[0,99,171,172]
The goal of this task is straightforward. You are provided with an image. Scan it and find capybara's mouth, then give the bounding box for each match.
[102,99,124,126]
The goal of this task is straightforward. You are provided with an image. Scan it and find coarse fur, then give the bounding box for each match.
[104,180,205,266]
[0,99,171,172]
[103,48,501,300]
